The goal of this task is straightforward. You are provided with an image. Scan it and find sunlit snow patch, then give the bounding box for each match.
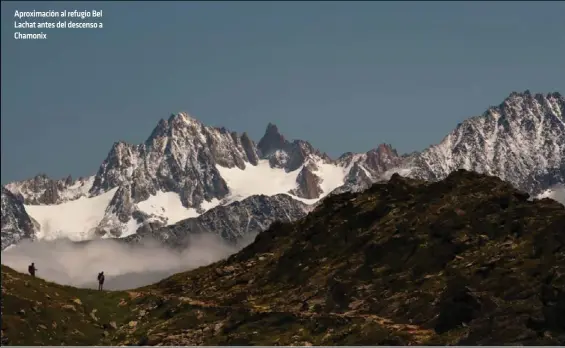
[312,163,349,196]
[137,191,220,225]
[24,188,119,242]
[216,159,349,204]
[216,160,302,199]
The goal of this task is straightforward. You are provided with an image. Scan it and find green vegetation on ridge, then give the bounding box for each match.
[2,170,565,345]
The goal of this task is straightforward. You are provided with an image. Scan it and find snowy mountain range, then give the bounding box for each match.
[1,91,564,250]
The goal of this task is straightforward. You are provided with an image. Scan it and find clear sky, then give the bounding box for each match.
[1,1,564,184]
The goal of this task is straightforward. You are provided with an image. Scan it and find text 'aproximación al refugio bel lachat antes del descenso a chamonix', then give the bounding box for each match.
[13,9,103,40]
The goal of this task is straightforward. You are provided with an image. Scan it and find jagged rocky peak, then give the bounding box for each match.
[257,123,287,156]
[498,90,564,118]
[410,90,565,195]
[89,111,261,209]
[240,132,259,166]
[375,143,399,156]
[4,172,92,205]
[3,91,563,251]
[146,112,203,143]
[169,111,198,124]
[335,144,403,175]
[1,187,37,249]
[89,141,141,195]
[257,122,330,171]
[144,112,259,170]
[64,174,73,186]
[328,144,405,196]
[146,118,169,142]
[365,143,403,171]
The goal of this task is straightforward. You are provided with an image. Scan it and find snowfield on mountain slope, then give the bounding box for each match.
[20,159,351,242]
[217,160,301,198]
[137,192,220,225]
[313,162,351,194]
[24,188,119,241]
[216,159,349,202]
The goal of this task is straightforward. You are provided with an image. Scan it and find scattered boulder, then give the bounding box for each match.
[90,309,99,322]
[62,304,76,312]
[107,321,118,330]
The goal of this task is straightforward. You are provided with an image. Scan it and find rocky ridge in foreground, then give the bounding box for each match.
[2,170,564,345]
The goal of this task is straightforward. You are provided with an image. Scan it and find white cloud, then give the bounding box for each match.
[538,184,565,206]
[1,233,256,290]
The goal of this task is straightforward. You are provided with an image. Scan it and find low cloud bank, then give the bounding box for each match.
[1,232,256,290]
[538,184,565,206]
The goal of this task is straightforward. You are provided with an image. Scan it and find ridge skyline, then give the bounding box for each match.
[3,90,560,186]
[2,88,561,247]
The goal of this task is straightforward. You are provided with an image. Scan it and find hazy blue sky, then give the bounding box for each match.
[1,1,564,184]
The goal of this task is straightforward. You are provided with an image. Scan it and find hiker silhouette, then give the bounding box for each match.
[28,263,37,277]
[97,271,105,291]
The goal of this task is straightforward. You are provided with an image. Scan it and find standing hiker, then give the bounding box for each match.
[97,271,105,291]
[28,262,37,277]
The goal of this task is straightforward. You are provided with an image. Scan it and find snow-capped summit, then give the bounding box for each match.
[401,91,564,195]
[2,115,353,245]
[2,91,564,250]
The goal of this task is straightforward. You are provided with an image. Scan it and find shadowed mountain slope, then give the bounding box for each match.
[2,170,565,345]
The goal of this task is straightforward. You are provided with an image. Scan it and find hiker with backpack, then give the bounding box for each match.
[97,271,105,291]
[28,262,37,277]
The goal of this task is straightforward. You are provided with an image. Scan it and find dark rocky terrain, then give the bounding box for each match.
[3,170,565,345]
[1,188,37,250]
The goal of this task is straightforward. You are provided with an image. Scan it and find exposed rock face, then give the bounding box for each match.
[1,188,37,249]
[88,113,258,207]
[332,143,405,194]
[4,174,92,205]
[240,132,259,166]
[257,123,287,159]
[331,162,375,195]
[257,123,332,171]
[2,91,563,249]
[404,92,565,195]
[124,194,310,248]
[290,165,323,199]
[94,185,139,238]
